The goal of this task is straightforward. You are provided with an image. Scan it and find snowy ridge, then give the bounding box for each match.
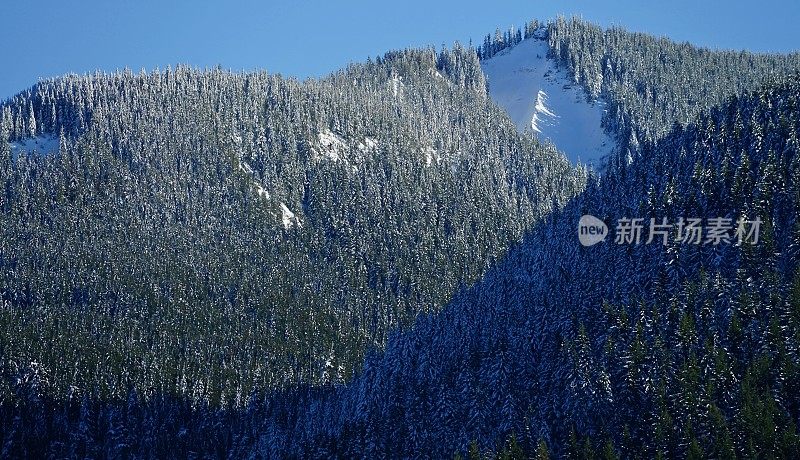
[481,38,613,166]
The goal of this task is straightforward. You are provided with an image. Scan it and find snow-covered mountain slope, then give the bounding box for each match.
[481,38,613,166]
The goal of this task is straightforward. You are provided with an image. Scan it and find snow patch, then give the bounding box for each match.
[255,184,270,199]
[10,135,60,160]
[357,137,378,152]
[481,38,613,166]
[390,75,404,98]
[315,129,347,162]
[423,146,441,167]
[280,203,301,229]
[530,90,560,133]
[238,160,254,175]
[534,90,557,117]
[314,131,380,166]
[237,159,270,199]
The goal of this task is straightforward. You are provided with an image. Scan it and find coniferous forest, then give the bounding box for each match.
[2,16,800,458]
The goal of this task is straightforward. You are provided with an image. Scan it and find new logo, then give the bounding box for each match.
[578,215,608,247]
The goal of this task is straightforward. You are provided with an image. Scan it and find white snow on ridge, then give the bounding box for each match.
[10,135,60,160]
[481,38,613,166]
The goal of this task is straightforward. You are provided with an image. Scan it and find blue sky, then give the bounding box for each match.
[1,0,798,99]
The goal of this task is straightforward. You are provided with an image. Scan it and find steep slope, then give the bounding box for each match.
[481,17,800,169]
[482,36,613,166]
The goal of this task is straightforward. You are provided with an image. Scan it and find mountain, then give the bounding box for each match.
[2,16,800,459]
[0,45,584,408]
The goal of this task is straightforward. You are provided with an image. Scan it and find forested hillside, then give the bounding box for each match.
[2,17,800,459]
[0,46,585,404]
[267,72,799,458]
[201,68,800,460]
